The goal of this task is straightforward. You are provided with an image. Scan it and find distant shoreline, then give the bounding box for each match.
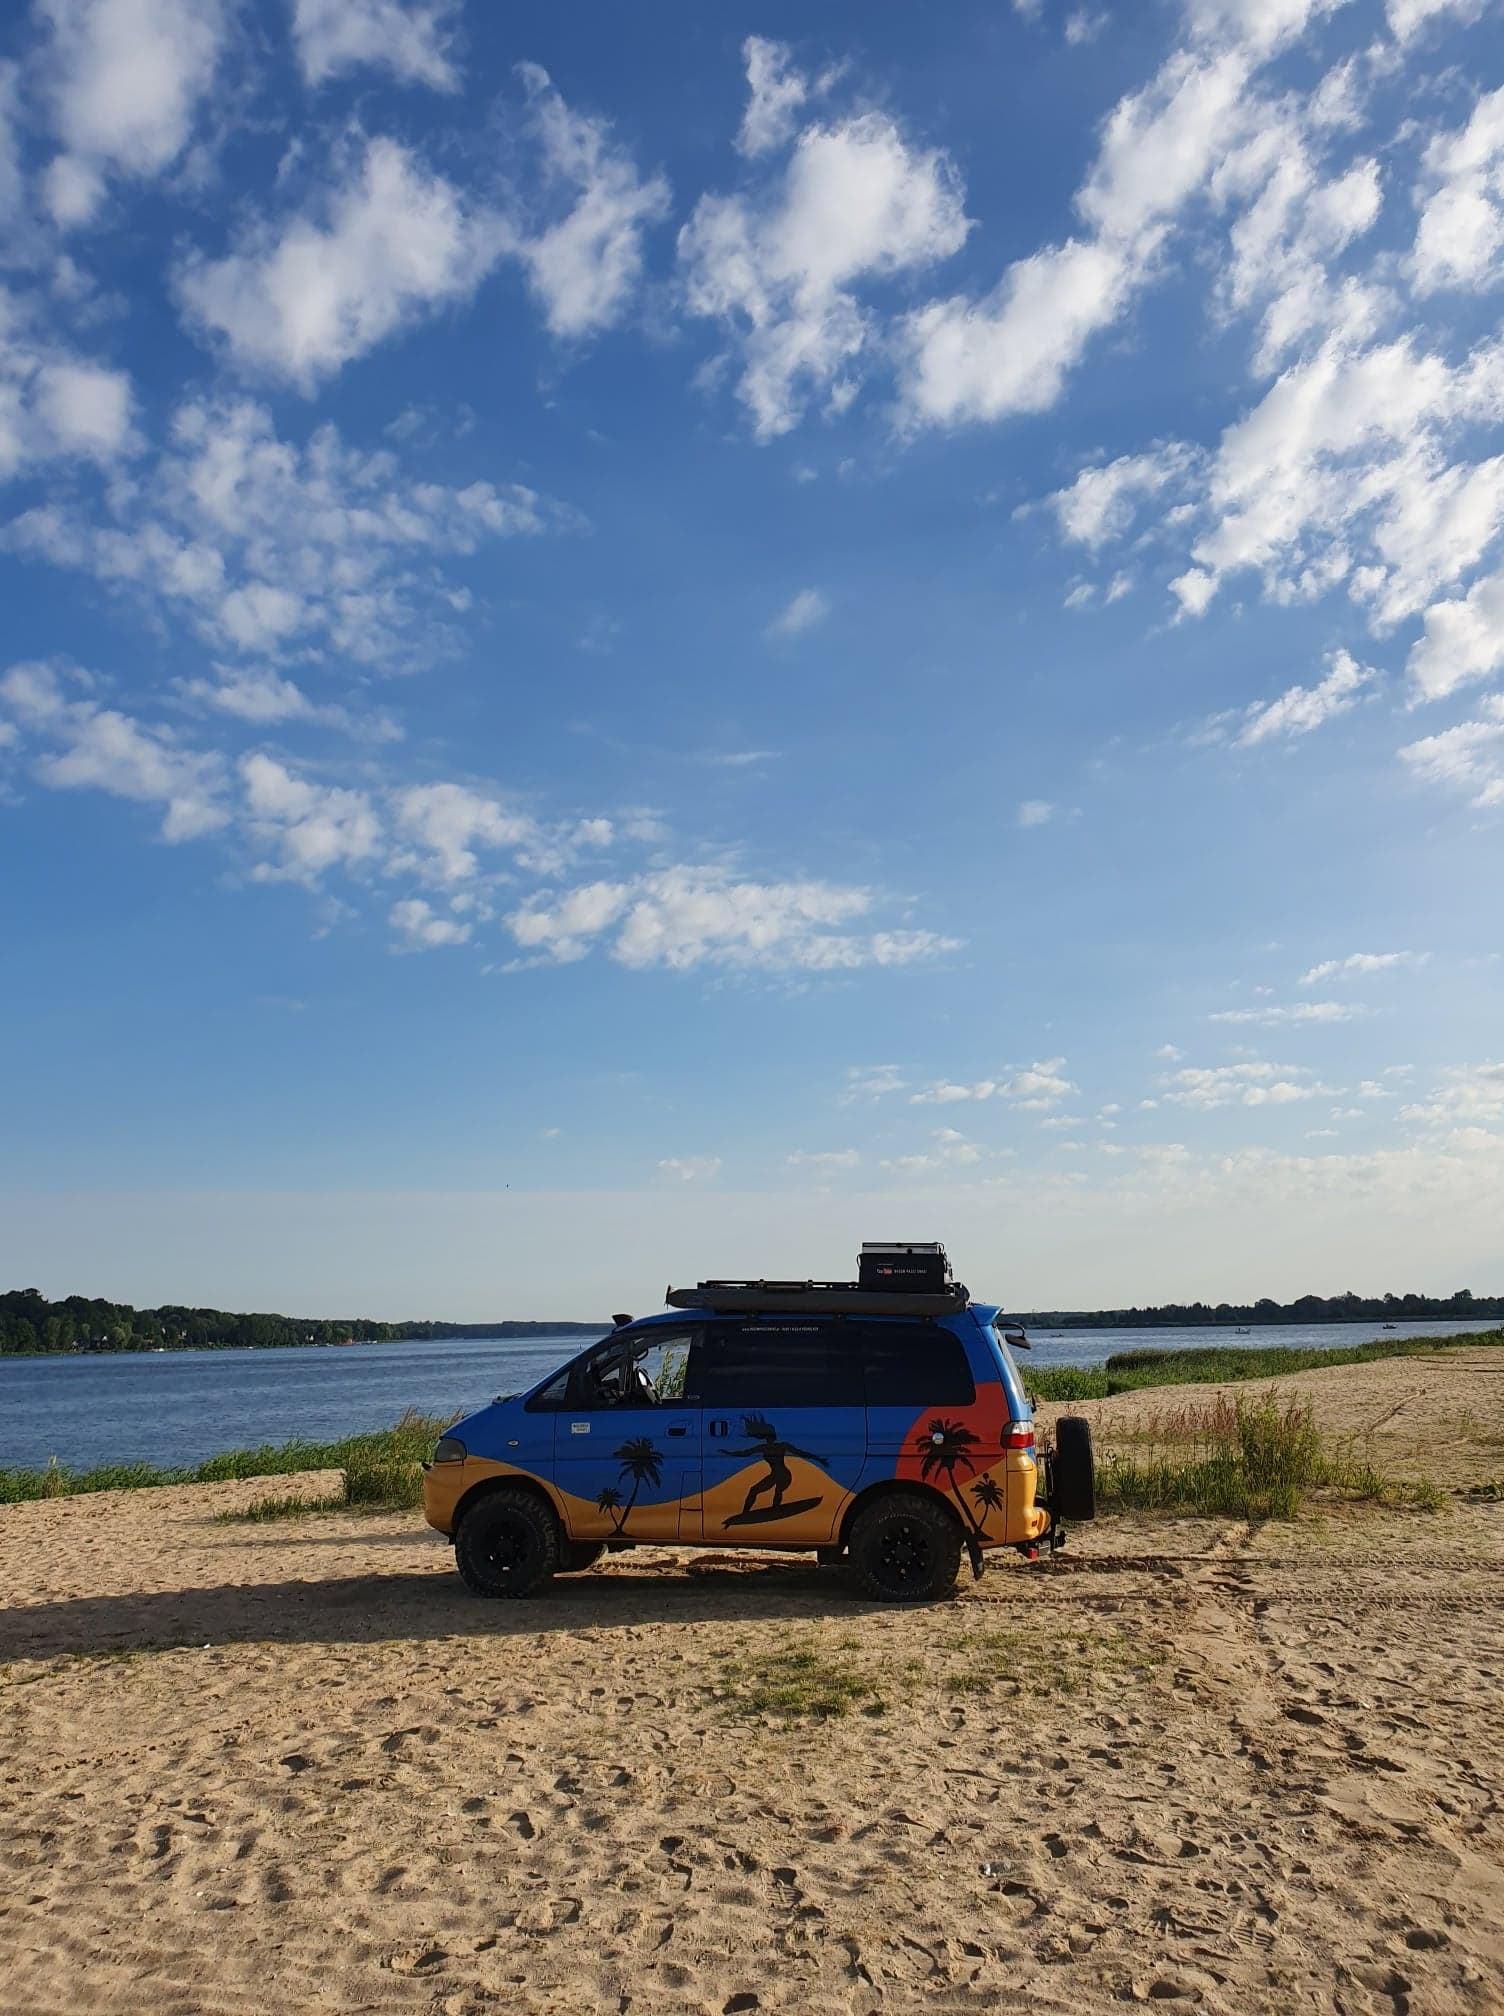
[4,1284,1501,1357]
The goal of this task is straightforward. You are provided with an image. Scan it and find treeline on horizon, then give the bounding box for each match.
[0,1290,605,1357]
[2,1285,1500,1357]
[1013,1289,1501,1329]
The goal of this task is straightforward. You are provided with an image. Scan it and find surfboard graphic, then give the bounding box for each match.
[721,1495,824,1528]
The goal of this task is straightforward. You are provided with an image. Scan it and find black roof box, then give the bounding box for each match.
[665,1278,970,1318]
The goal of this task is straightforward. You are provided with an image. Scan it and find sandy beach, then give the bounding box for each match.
[3,1349,1503,2015]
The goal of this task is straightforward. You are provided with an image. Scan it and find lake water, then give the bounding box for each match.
[0,1319,1493,1472]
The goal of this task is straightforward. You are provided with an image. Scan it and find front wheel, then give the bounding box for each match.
[847,1491,962,1603]
[454,1488,561,1598]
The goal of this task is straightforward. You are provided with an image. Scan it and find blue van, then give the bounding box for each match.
[423,1257,1096,1603]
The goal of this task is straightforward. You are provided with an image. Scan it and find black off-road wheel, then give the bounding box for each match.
[559,1540,607,1574]
[847,1491,962,1603]
[1053,1416,1096,1521]
[454,1488,561,1598]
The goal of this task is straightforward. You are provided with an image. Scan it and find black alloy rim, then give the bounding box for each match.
[483,1517,532,1579]
[876,1518,930,1590]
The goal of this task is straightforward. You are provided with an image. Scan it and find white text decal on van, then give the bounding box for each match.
[570,1421,591,1434]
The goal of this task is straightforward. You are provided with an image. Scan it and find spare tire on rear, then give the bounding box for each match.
[1052,1415,1096,1521]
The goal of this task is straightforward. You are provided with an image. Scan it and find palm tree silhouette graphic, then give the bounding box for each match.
[721,1415,827,1526]
[970,1473,1004,1530]
[595,1482,625,1533]
[611,1437,663,1536]
[917,1417,985,1536]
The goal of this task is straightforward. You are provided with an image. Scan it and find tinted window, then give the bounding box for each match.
[699,1320,861,1409]
[858,1322,975,1407]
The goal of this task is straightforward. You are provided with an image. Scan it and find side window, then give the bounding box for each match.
[562,1330,698,1409]
[698,1321,860,1409]
[527,1365,574,1411]
[860,1322,975,1407]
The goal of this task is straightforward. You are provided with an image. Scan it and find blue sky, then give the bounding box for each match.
[2,0,1501,1316]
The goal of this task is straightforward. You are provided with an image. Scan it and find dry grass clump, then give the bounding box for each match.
[1095,1392,1443,1517]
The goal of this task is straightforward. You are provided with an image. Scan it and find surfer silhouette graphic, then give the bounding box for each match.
[720,1415,828,1527]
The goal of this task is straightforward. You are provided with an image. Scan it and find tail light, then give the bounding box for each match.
[1005,1423,1036,1451]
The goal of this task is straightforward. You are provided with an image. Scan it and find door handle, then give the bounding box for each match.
[708,1418,730,1437]
[666,1418,692,1438]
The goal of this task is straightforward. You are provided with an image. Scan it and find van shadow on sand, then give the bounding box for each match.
[0,1556,921,1662]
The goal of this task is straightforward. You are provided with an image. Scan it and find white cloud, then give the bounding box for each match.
[1048,444,1193,548]
[882,1126,984,1174]
[28,359,132,460]
[4,394,565,667]
[737,37,811,159]
[1208,1000,1362,1025]
[1235,647,1373,745]
[785,1147,861,1172]
[513,65,671,340]
[1411,85,1504,293]
[843,1063,906,1098]
[909,1058,1077,1109]
[506,865,959,972]
[177,138,506,390]
[391,781,536,884]
[40,0,228,224]
[1016,798,1054,827]
[1387,0,1484,37]
[240,752,383,883]
[0,660,226,842]
[1299,950,1430,985]
[681,108,971,438]
[658,1155,722,1183]
[1398,694,1504,808]
[900,45,1253,430]
[389,895,471,950]
[1407,569,1504,703]
[1400,1059,1504,1129]
[1163,1060,1331,1108]
[291,0,461,92]
[766,587,829,640]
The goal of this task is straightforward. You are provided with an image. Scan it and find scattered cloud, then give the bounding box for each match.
[681,94,971,438]
[512,64,671,340]
[1016,798,1054,827]
[39,0,229,226]
[882,1125,984,1174]
[389,895,471,949]
[1162,1060,1333,1109]
[909,1058,1077,1109]
[843,1063,906,1098]
[785,1147,861,1171]
[291,0,462,92]
[1299,950,1430,985]
[1234,649,1374,746]
[658,1154,722,1183]
[176,137,507,390]
[4,394,568,668]
[737,36,817,160]
[506,866,961,972]
[1398,695,1504,809]
[1208,1000,1363,1025]
[765,587,830,642]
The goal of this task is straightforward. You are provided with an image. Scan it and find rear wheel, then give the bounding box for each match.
[559,1540,606,1574]
[454,1488,561,1598]
[847,1491,962,1603]
[1053,1416,1096,1521]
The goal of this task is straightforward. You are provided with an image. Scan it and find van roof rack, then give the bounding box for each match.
[665,1278,971,1318]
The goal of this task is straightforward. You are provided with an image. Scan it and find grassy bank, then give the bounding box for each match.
[0,1410,447,1506]
[1024,1326,1504,1402]
[1091,1391,1440,1518]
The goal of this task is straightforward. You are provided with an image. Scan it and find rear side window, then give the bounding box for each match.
[699,1321,861,1409]
[859,1322,975,1407]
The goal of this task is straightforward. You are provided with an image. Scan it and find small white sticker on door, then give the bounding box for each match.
[570,1421,591,1434]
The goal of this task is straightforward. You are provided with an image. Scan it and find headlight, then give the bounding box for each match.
[431,1436,467,1464]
